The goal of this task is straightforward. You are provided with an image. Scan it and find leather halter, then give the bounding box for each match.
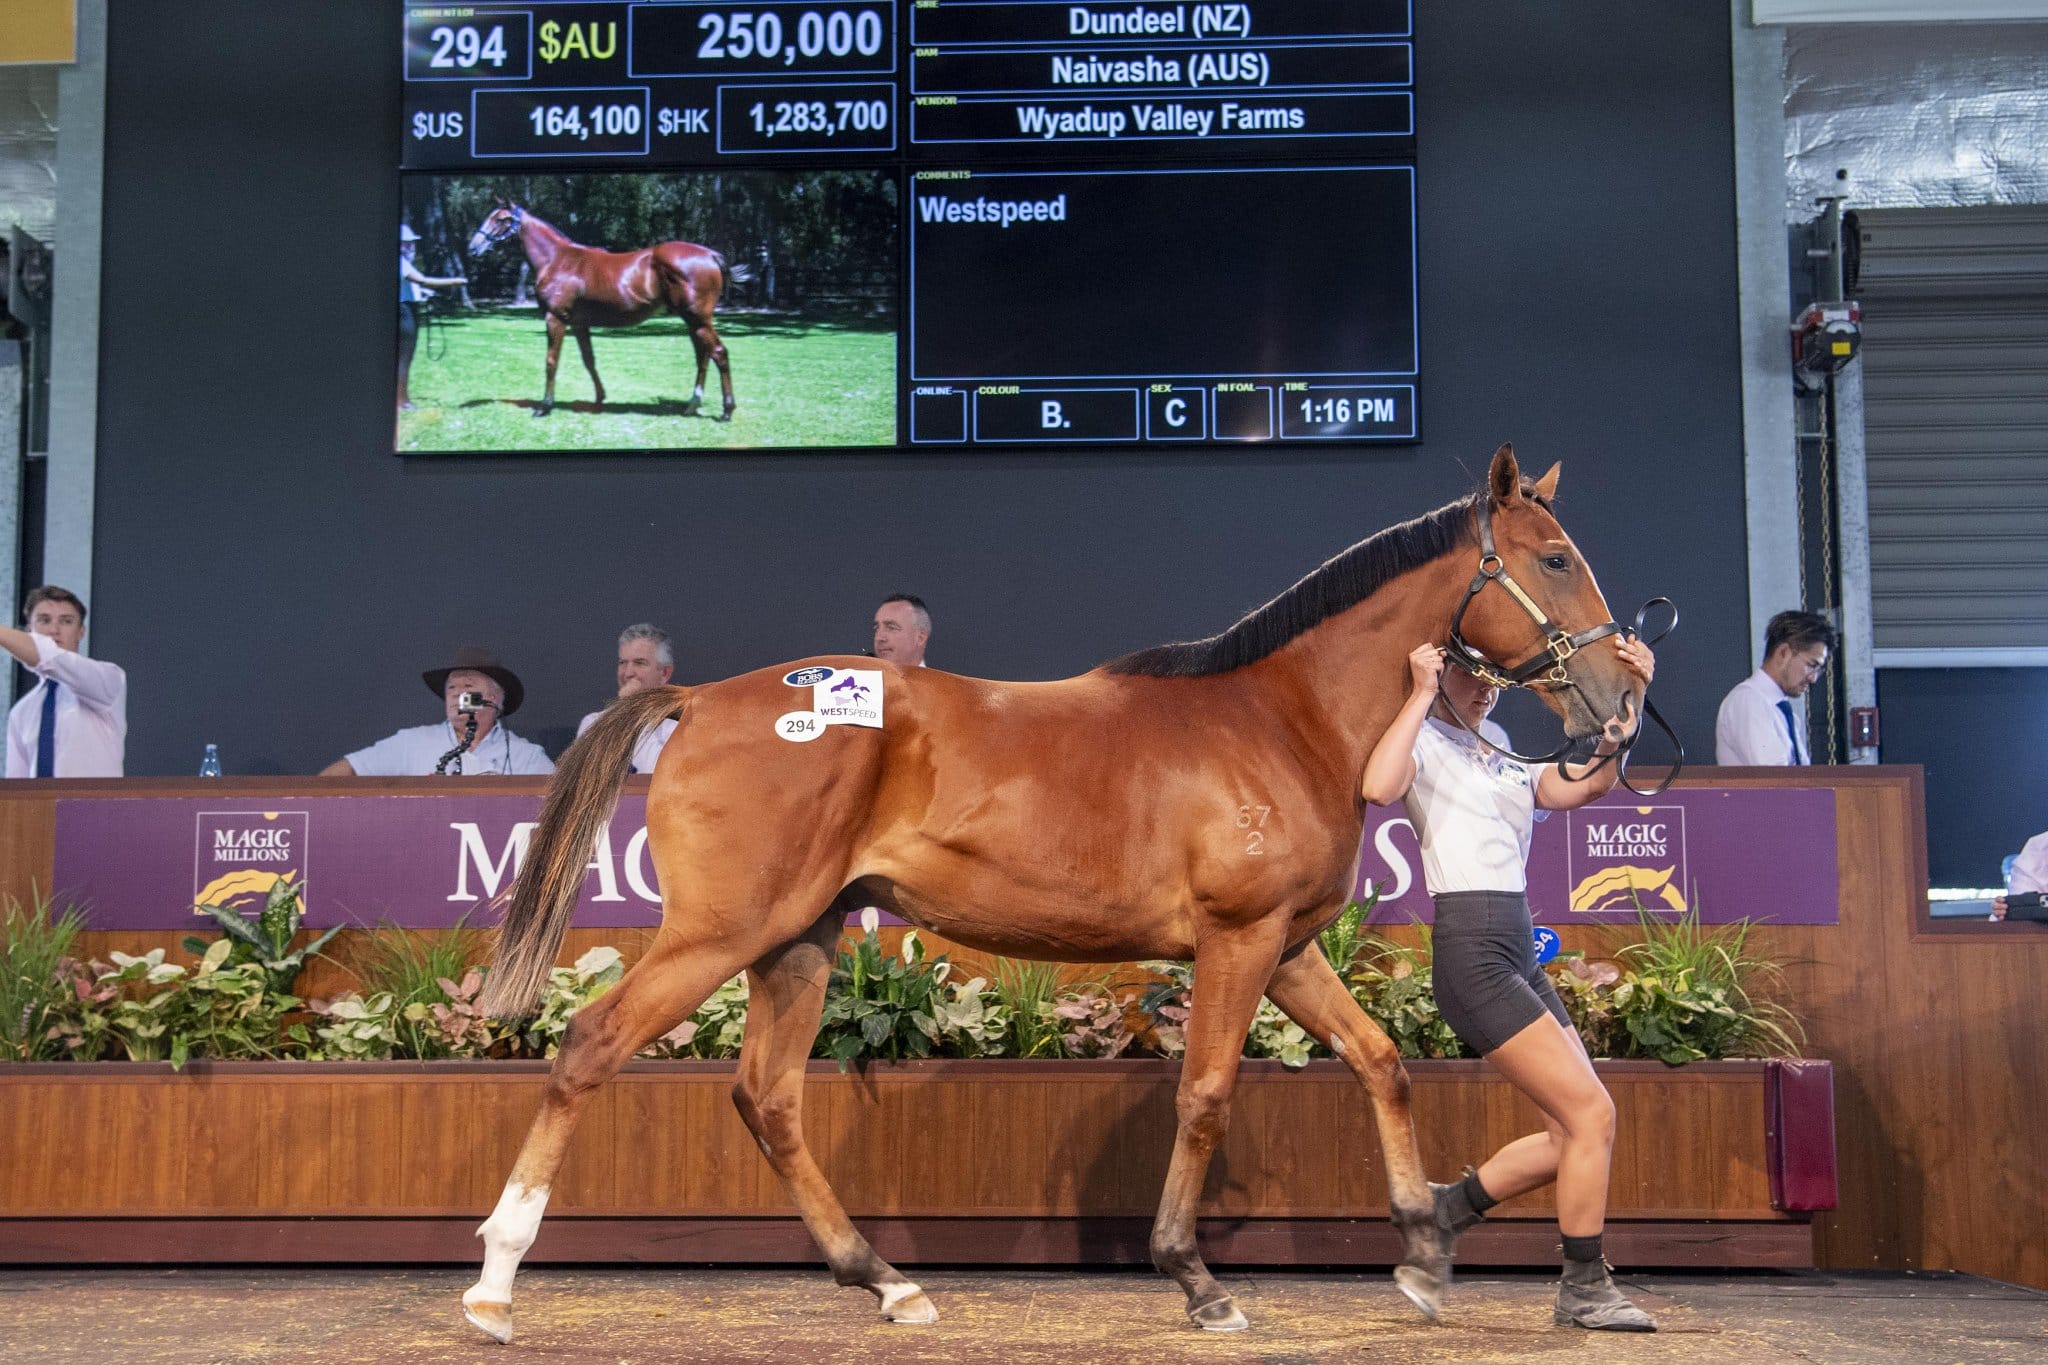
[480,204,524,245]
[1440,496,1684,796]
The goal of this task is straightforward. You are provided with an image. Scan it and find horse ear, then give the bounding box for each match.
[1488,443,1522,506]
[1532,462,1561,502]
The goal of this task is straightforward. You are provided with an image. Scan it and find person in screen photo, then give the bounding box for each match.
[399,222,466,410]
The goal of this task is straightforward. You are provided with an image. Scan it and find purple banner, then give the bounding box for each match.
[52,785,1838,932]
[55,795,664,930]
[1355,786,1838,926]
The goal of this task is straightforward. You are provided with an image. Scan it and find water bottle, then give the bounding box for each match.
[199,743,223,778]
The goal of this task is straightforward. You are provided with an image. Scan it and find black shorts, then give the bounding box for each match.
[1431,890,1571,1055]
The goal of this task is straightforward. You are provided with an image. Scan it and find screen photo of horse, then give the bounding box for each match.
[396,172,898,454]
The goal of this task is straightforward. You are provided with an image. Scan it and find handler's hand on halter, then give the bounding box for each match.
[1408,642,1446,696]
[1594,638,1658,753]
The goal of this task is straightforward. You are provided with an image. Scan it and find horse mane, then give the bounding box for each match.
[1105,491,1497,678]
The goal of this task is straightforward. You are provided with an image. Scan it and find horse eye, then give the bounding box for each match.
[1541,555,1570,572]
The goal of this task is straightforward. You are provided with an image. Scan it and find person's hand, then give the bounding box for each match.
[1615,636,1656,687]
[1992,896,2009,920]
[1408,643,1445,696]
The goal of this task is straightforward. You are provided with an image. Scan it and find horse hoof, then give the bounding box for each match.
[461,1297,515,1344]
[1394,1263,1444,1320]
[878,1283,938,1324]
[716,410,734,423]
[1190,1296,1248,1332]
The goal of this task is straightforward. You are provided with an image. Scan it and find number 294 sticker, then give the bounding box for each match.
[775,710,826,743]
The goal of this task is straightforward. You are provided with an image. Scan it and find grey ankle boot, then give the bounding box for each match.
[1554,1259,1657,1332]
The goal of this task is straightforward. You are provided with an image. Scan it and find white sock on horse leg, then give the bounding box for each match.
[468,1181,551,1304]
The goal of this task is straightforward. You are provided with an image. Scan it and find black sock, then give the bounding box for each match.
[1561,1232,1604,1265]
[1438,1168,1497,1231]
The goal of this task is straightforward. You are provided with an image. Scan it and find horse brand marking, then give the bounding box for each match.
[775,711,826,743]
[783,666,835,688]
[1236,803,1272,855]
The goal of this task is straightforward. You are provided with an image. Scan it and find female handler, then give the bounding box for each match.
[1361,637,1658,1332]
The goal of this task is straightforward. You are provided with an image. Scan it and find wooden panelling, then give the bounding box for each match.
[5,769,2043,1286]
[0,1060,1780,1224]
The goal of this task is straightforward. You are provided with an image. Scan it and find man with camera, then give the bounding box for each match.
[2,586,127,778]
[321,647,553,777]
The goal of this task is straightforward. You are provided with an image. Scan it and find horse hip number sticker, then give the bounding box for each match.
[776,666,885,740]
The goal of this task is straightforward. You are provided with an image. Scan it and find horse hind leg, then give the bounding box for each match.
[1264,943,1446,1317]
[462,926,761,1344]
[680,324,711,416]
[573,326,606,407]
[732,910,938,1324]
[1150,919,1290,1331]
[692,321,735,421]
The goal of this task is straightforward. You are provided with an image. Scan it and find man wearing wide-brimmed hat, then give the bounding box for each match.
[320,646,553,776]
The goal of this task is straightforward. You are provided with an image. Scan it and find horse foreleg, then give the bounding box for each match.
[732,912,937,1324]
[573,326,606,407]
[1151,920,1290,1331]
[1265,942,1445,1317]
[536,313,567,417]
[693,322,735,421]
[463,927,759,1345]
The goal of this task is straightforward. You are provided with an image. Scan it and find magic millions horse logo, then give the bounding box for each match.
[1565,805,1687,912]
[193,811,309,914]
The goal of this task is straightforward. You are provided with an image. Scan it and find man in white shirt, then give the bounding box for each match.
[1714,610,1837,766]
[321,647,553,776]
[872,594,931,667]
[2,586,127,778]
[575,623,678,774]
[1992,831,2048,920]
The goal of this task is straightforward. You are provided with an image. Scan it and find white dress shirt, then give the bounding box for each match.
[577,709,678,774]
[1403,717,1537,895]
[2009,833,2048,898]
[5,633,128,778]
[345,721,554,776]
[1715,669,1808,766]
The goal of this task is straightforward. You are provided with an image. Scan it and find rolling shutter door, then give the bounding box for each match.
[1858,205,2048,660]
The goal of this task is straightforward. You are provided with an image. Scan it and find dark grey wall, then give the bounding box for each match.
[1880,668,2048,886]
[91,1,1751,775]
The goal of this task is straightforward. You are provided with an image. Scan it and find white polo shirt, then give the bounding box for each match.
[576,710,677,774]
[5,633,128,778]
[345,721,554,776]
[1715,669,1807,766]
[1403,717,1537,895]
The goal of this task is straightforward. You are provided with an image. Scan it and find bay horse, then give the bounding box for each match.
[466,198,751,419]
[462,445,1645,1343]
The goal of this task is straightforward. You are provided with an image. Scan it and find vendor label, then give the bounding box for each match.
[813,669,884,728]
[783,666,836,687]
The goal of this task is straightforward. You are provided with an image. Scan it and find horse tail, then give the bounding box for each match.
[481,685,690,1018]
[719,251,755,287]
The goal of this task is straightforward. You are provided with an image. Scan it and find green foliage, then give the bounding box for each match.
[1607,903,1803,1064]
[346,917,492,1059]
[0,891,86,1061]
[521,946,627,1057]
[990,957,1068,1059]
[184,875,341,996]
[315,992,400,1061]
[931,975,1010,1058]
[641,974,750,1059]
[1317,892,1378,978]
[1548,954,1624,1059]
[1244,998,1316,1068]
[1348,932,1470,1060]
[1136,961,1194,1058]
[816,925,945,1067]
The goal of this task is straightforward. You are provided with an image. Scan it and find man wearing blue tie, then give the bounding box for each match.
[2,586,128,778]
[1714,610,1836,767]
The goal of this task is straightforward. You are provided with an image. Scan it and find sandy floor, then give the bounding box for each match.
[0,1266,2042,1363]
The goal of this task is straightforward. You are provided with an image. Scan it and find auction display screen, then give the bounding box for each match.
[399,1,1417,454]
